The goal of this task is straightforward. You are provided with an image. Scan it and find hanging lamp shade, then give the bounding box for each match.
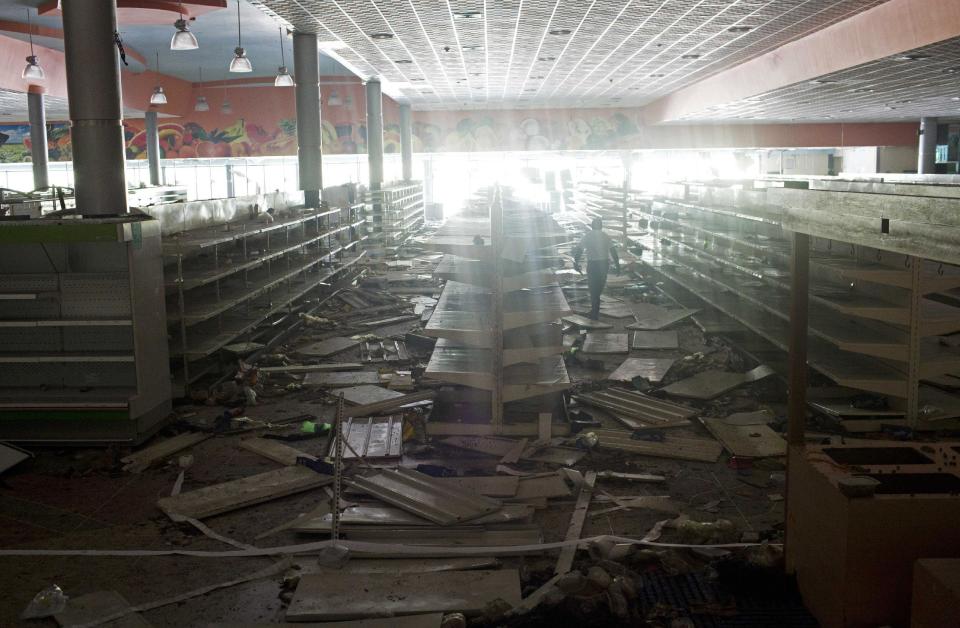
[171,18,199,50]
[22,10,43,80]
[22,55,44,80]
[328,91,343,106]
[274,66,294,86]
[221,99,233,114]
[195,96,210,111]
[230,47,252,72]
[150,86,168,105]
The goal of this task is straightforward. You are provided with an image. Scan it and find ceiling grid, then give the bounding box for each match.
[255,0,889,110]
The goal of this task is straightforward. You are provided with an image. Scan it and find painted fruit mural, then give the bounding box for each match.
[124,119,299,160]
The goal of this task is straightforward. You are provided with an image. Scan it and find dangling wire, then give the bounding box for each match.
[279,27,286,67]
[114,31,129,66]
[236,0,242,47]
[26,9,34,56]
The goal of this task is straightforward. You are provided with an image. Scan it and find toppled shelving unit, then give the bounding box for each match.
[0,216,171,444]
[365,181,424,257]
[164,203,367,393]
[422,188,572,436]
[635,179,960,428]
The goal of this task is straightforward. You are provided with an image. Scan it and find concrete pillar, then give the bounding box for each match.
[399,103,413,181]
[62,0,128,215]
[293,32,322,207]
[918,117,938,174]
[365,79,384,191]
[145,110,161,186]
[27,89,48,190]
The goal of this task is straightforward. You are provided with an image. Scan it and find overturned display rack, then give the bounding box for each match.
[422,188,574,436]
[161,196,367,393]
[636,178,960,429]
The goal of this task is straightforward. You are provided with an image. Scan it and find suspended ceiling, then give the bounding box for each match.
[251,0,889,110]
[673,36,960,123]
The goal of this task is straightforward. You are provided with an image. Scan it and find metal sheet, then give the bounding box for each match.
[0,441,31,474]
[286,571,522,621]
[293,503,534,532]
[348,468,503,526]
[337,385,402,406]
[302,371,381,387]
[593,428,723,463]
[581,333,629,354]
[297,337,361,358]
[576,388,696,429]
[607,357,677,384]
[562,314,612,329]
[661,365,777,400]
[331,416,403,459]
[701,418,787,458]
[632,330,679,350]
[626,304,698,330]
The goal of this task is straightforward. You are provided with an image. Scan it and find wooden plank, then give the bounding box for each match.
[297,337,361,358]
[286,571,522,620]
[538,412,552,441]
[239,438,316,466]
[607,357,676,384]
[701,418,786,458]
[593,429,722,463]
[554,470,597,575]
[55,591,153,628]
[157,466,332,519]
[500,437,528,464]
[302,371,381,387]
[121,432,209,473]
[632,330,679,350]
[581,332,629,354]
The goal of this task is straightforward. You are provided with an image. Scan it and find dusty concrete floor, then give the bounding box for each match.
[0,302,795,627]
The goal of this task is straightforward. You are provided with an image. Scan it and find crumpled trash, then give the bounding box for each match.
[669,515,738,545]
[299,313,335,328]
[21,585,68,619]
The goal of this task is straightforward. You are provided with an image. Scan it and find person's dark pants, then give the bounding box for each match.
[587,260,609,320]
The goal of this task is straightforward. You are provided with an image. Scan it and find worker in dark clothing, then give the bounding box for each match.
[572,217,621,320]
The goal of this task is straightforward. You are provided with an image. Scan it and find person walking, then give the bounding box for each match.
[572,217,621,320]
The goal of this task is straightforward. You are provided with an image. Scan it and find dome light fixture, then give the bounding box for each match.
[170,2,199,50]
[150,52,168,105]
[274,27,294,86]
[229,1,252,72]
[21,9,44,80]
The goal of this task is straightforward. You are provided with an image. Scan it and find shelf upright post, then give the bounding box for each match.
[906,255,922,427]
[491,188,505,434]
[785,230,809,574]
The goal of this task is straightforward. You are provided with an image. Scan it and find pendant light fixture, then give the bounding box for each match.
[21,9,44,80]
[221,85,233,114]
[274,27,294,86]
[150,52,168,105]
[229,1,252,72]
[170,1,199,50]
[328,91,343,106]
[194,67,209,111]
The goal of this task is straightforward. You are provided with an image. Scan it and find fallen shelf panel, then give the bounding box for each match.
[607,358,677,384]
[157,466,332,519]
[286,571,521,620]
[348,468,503,526]
[701,418,786,458]
[331,416,403,459]
[593,428,723,463]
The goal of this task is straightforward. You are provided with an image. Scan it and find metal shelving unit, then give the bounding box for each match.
[636,181,960,427]
[164,204,367,392]
[365,181,424,255]
[423,188,572,436]
[0,216,171,444]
